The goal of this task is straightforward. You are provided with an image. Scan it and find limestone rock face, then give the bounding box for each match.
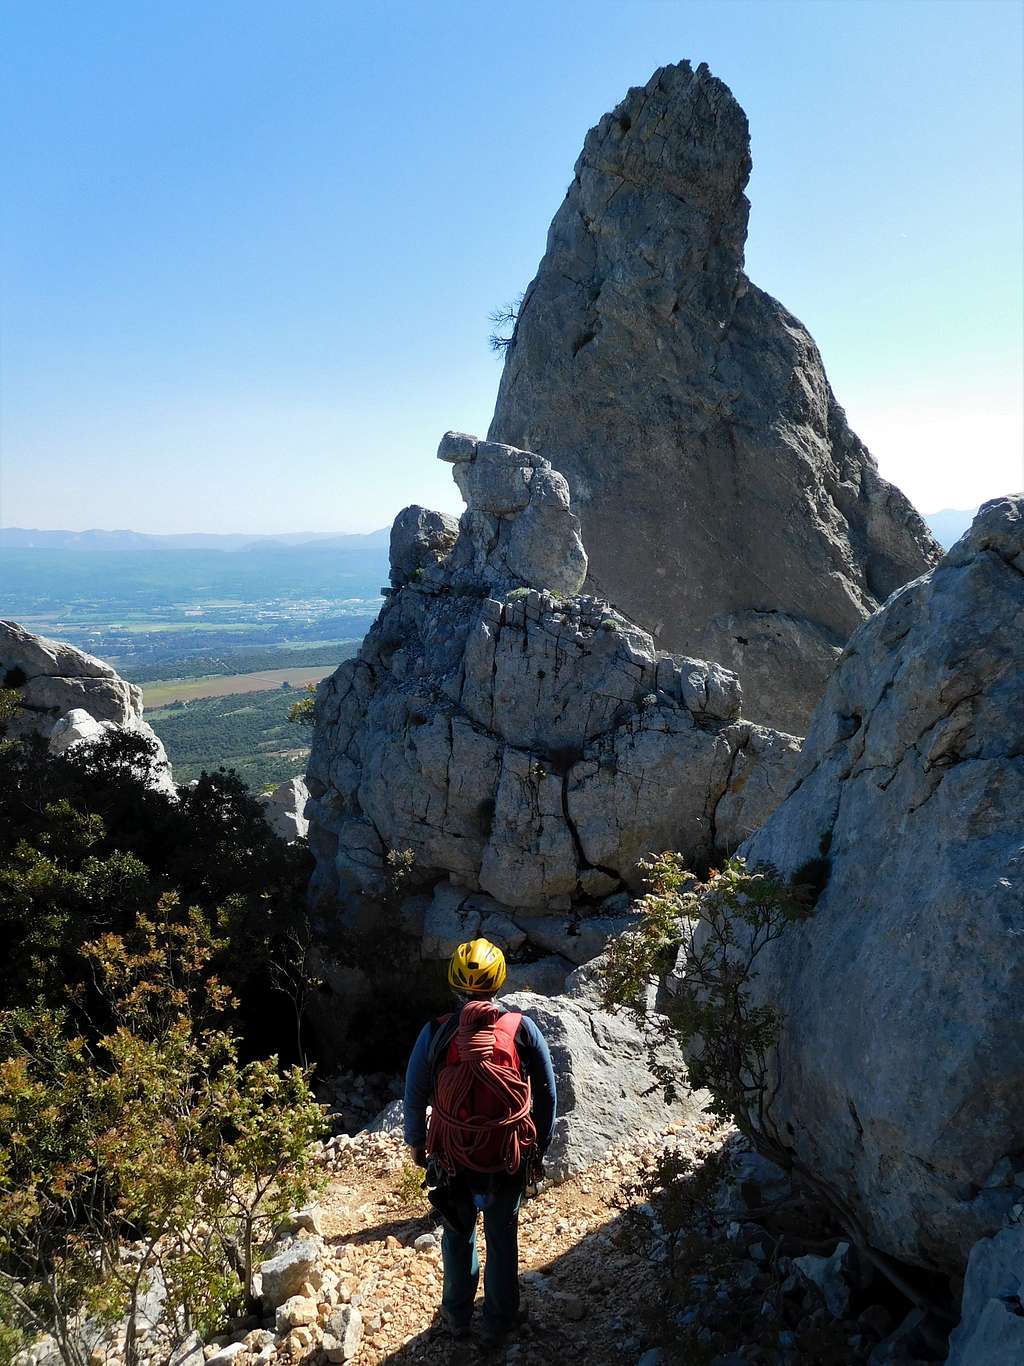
[1,619,140,739]
[1,620,175,794]
[734,497,1024,1274]
[388,505,459,588]
[306,433,800,972]
[947,1227,1024,1365]
[259,776,310,843]
[436,432,588,599]
[500,989,705,1178]
[488,60,939,735]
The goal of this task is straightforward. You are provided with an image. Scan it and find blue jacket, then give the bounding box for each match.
[403,1004,557,1154]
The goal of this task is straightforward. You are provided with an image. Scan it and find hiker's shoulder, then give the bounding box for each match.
[509,1010,549,1051]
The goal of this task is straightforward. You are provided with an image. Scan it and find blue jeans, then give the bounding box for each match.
[435,1168,525,1334]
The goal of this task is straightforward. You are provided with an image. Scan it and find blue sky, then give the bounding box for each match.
[2,0,1021,533]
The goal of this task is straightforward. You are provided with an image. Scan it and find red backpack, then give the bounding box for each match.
[425,1000,537,1175]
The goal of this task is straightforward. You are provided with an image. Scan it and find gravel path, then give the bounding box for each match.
[310,1117,731,1365]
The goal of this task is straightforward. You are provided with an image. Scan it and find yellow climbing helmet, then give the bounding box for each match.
[448,938,507,995]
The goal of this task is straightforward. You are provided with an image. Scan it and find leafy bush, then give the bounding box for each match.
[393,1163,427,1210]
[0,725,314,1064]
[601,854,814,1138]
[0,905,326,1365]
[286,683,317,727]
[0,689,22,728]
[0,700,330,1363]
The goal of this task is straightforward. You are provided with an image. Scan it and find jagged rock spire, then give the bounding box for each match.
[489,60,940,735]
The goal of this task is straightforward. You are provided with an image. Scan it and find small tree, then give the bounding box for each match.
[0,900,326,1365]
[600,853,814,1139]
[287,684,317,727]
[488,294,524,354]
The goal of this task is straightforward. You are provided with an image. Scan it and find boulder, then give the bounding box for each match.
[1,619,141,740]
[274,1296,317,1332]
[947,1226,1024,1365]
[204,1345,248,1366]
[306,434,801,969]
[277,1204,323,1237]
[46,706,175,796]
[1,621,175,794]
[436,433,588,598]
[389,505,459,587]
[324,1305,362,1361]
[488,61,938,734]
[259,1237,324,1308]
[733,497,1024,1274]
[501,989,706,1178]
[259,775,309,842]
[363,1098,404,1136]
[47,707,115,754]
[499,955,572,998]
[793,1241,858,1320]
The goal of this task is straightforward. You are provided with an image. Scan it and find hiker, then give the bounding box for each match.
[404,938,557,1347]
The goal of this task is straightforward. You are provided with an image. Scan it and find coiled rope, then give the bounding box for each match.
[427,1000,536,1175]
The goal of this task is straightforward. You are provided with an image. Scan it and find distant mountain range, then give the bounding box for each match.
[923,508,978,549]
[0,527,391,552]
[0,509,976,554]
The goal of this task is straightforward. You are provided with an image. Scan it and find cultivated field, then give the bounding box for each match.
[143,666,335,707]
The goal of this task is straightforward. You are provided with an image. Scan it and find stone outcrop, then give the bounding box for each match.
[947,1227,1024,1365]
[260,776,310,843]
[388,505,459,588]
[501,986,704,1178]
[2,619,141,739]
[1,619,174,794]
[306,433,801,971]
[728,497,1024,1275]
[488,60,939,735]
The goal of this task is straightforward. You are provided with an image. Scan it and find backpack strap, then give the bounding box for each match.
[493,1011,522,1069]
[494,1011,521,1043]
[427,1009,460,1083]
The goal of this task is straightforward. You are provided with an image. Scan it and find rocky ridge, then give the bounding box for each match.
[306,432,801,990]
[489,60,939,735]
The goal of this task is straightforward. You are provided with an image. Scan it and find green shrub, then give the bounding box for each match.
[0,689,23,731]
[394,1162,428,1209]
[287,683,317,726]
[600,853,814,1137]
[0,904,326,1364]
[0,727,314,1064]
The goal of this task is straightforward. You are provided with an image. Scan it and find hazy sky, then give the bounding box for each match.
[2,0,1022,534]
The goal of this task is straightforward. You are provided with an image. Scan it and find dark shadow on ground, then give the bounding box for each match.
[377,1134,941,1366]
[377,1197,689,1366]
[333,1213,435,1248]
